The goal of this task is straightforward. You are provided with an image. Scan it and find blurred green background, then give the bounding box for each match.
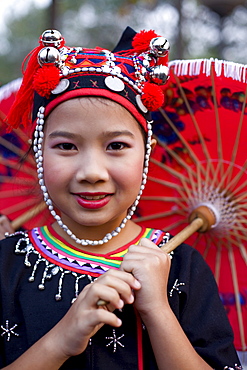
[0,0,247,85]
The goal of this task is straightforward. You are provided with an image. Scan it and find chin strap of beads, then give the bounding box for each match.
[33,106,153,246]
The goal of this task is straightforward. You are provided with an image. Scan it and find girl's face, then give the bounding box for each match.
[43,97,146,239]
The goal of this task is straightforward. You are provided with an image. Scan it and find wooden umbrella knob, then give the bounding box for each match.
[188,205,218,233]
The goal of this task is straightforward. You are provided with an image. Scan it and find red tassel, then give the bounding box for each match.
[4,45,44,130]
[141,82,164,111]
[33,65,60,98]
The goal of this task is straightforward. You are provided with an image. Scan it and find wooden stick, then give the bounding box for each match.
[161,217,203,253]
[11,201,47,230]
[97,205,216,306]
[97,217,204,307]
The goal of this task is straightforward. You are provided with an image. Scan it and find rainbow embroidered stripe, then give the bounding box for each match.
[29,226,166,277]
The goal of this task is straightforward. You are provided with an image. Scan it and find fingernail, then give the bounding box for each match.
[129,294,134,304]
[134,280,141,289]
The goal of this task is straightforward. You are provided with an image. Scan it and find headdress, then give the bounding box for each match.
[5,27,170,245]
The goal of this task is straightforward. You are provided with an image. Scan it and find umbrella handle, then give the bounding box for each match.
[97,217,204,307]
[11,202,47,230]
[97,204,217,307]
[161,217,204,254]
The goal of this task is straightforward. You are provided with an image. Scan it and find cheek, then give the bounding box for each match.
[42,152,68,189]
[114,157,144,190]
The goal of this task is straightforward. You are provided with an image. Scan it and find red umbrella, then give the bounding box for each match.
[135,58,247,352]
[0,79,52,230]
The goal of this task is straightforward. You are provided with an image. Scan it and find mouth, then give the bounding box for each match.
[78,194,108,200]
[74,192,112,209]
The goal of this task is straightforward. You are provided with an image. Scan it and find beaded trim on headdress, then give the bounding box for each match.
[5,27,170,246]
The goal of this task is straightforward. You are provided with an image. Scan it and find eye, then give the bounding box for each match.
[57,142,77,150]
[107,142,127,150]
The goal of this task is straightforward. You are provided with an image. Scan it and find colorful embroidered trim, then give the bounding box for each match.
[29,225,167,277]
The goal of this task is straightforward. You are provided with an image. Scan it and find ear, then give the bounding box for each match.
[151,137,157,151]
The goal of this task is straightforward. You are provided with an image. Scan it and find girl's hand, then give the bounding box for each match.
[120,237,171,316]
[48,269,141,359]
[0,215,14,239]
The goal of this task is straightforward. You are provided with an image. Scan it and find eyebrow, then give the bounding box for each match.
[48,131,78,139]
[48,130,135,139]
[101,130,135,139]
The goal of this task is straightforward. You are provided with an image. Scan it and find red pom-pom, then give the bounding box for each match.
[141,82,164,111]
[132,30,159,53]
[33,65,61,98]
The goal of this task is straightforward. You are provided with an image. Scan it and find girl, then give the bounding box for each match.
[0,27,242,369]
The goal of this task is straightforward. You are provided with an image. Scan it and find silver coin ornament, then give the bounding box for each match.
[136,94,148,113]
[104,76,125,92]
[51,79,70,94]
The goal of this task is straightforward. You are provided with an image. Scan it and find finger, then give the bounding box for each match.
[97,269,141,292]
[88,307,122,328]
[138,237,162,249]
[0,215,14,235]
[79,283,124,309]
[94,275,139,305]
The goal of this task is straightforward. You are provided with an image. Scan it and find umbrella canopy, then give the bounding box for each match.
[0,79,52,230]
[135,58,247,352]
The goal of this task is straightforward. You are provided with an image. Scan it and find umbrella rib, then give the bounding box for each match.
[140,196,188,212]
[150,157,190,183]
[226,84,247,183]
[223,160,247,195]
[234,214,247,222]
[154,135,197,179]
[0,176,36,185]
[140,195,186,204]
[2,197,39,215]
[173,72,214,175]
[158,107,205,176]
[202,233,214,260]
[229,229,247,243]
[226,233,247,265]
[0,156,37,177]
[214,239,222,284]
[210,66,224,177]
[227,240,247,350]
[134,209,187,223]
[149,160,194,203]
[0,136,33,166]
[11,201,47,230]
[209,160,226,191]
[147,175,185,191]
[0,188,39,198]
[14,127,32,145]
[161,218,188,231]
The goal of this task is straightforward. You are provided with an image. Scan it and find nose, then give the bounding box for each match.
[75,150,109,184]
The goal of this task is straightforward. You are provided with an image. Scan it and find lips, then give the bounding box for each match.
[74,192,112,209]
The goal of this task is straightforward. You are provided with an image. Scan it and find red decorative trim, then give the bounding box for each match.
[44,87,148,131]
[135,309,144,370]
[46,224,146,257]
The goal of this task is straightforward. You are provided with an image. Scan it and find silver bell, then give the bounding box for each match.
[149,65,169,85]
[41,29,63,48]
[38,47,61,66]
[150,37,170,57]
